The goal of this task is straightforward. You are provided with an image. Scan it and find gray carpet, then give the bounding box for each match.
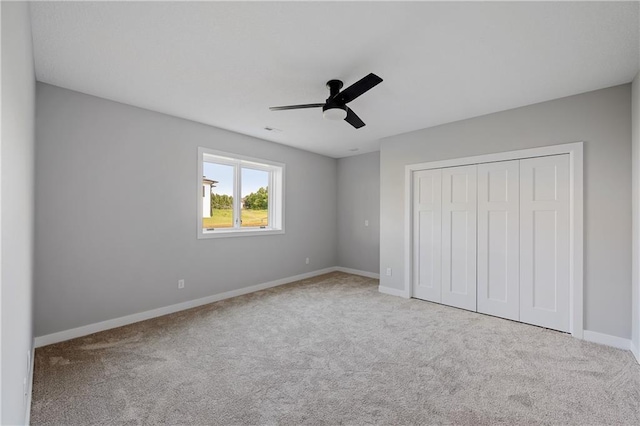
[32,272,640,425]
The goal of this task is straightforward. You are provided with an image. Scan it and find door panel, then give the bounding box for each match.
[412,169,442,302]
[477,160,520,321]
[441,165,477,311]
[520,155,570,332]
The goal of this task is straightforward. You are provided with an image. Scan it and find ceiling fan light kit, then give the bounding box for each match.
[322,105,347,120]
[269,73,383,129]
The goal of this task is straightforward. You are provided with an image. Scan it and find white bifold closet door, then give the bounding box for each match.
[412,169,442,302]
[441,165,477,311]
[477,160,520,321]
[519,154,570,332]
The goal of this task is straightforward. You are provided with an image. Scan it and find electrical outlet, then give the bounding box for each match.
[305,257,310,265]
[386,267,392,276]
[23,377,27,406]
[178,279,185,289]
[364,219,369,227]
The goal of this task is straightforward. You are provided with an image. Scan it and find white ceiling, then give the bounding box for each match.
[30,1,639,158]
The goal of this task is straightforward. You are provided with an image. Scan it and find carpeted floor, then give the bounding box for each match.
[32,272,640,425]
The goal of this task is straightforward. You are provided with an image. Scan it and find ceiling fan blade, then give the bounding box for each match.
[337,73,383,104]
[344,107,365,129]
[269,103,324,111]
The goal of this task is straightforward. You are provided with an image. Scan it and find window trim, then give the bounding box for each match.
[197,147,285,239]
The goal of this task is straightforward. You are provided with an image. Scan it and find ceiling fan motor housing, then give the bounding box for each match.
[323,80,347,120]
[326,79,344,97]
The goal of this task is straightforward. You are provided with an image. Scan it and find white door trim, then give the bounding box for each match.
[404,142,584,339]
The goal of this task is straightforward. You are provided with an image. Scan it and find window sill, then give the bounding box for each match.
[198,228,285,239]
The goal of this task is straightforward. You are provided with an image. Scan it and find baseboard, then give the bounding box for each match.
[25,341,35,425]
[631,341,640,364]
[583,330,631,351]
[378,285,408,298]
[334,266,380,279]
[35,267,337,348]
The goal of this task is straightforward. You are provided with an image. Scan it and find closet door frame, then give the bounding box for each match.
[404,142,584,339]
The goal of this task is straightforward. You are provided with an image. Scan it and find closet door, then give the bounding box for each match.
[412,169,442,302]
[441,165,477,311]
[477,160,520,321]
[520,154,570,332]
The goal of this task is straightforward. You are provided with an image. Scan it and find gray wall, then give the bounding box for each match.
[633,72,640,358]
[380,85,632,339]
[1,2,35,424]
[337,152,380,274]
[34,83,338,336]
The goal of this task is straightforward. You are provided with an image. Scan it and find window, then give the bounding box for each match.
[198,147,284,238]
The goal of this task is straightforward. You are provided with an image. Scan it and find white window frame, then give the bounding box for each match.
[197,147,285,239]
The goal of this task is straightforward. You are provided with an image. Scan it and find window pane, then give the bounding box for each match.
[241,168,269,228]
[203,162,234,229]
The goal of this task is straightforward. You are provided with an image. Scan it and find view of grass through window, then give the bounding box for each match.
[202,162,269,229]
[241,168,269,227]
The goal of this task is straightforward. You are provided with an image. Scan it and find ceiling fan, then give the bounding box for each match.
[269,73,383,129]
